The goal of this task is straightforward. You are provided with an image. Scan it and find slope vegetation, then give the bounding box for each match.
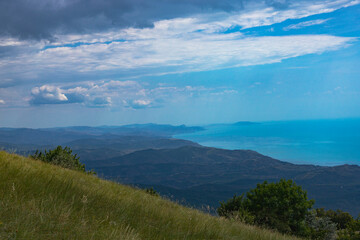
[93,146,360,216]
[0,151,297,240]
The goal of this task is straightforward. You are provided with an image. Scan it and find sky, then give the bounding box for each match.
[0,0,360,127]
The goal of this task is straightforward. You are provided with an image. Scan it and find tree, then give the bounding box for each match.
[217,179,314,236]
[31,146,90,173]
[245,179,314,234]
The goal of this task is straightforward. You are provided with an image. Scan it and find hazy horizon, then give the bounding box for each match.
[1,117,360,129]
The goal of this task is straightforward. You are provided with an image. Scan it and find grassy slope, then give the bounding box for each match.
[0,152,299,240]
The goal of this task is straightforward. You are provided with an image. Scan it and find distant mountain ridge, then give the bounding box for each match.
[46,123,205,137]
[0,124,204,145]
[205,121,259,127]
[0,125,203,164]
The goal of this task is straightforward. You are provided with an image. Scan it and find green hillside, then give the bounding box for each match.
[0,151,299,240]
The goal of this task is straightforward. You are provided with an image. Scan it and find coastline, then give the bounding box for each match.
[174,119,360,167]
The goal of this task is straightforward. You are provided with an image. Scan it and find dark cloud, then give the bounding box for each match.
[0,0,296,40]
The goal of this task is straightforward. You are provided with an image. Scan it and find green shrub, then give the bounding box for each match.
[337,217,360,240]
[311,208,360,240]
[217,194,246,217]
[145,187,159,196]
[217,179,314,236]
[31,146,90,173]
[305,210,337,240]
[229,209,256,225]
[315,208,354,230]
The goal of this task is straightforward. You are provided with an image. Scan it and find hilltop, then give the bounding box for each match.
[0,151,297,240]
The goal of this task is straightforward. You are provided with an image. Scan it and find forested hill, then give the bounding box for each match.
[92,146,360,216]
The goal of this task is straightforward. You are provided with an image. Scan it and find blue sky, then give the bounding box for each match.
[0,0,360,127]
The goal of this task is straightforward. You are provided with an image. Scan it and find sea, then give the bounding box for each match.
[175,119,360,166]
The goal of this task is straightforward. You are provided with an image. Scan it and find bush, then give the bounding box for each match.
[217,179,314,236]
[337,217,360,240]
[315,208,353,230]
[306,210,337,240]
[229,209,256,225]
[31,146,91,173]
[145,187,159,197]
[217,194,246,217]
[311,208,360,240]
[218,194,255,224]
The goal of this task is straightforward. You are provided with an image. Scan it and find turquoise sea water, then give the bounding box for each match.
[175,119,360,166]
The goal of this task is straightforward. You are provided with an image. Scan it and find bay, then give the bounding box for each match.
[175,119,360,166]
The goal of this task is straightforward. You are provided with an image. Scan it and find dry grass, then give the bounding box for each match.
[0,151,300,240]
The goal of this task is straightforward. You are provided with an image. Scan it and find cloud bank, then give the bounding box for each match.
[0,0,358,109]
[28,80,236,109]
[0,0,357,81]
[0,0,318,40]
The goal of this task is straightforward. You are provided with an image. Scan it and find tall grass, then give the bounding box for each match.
[0,151,300,239]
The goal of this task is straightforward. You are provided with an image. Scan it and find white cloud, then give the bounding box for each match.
[28,80,237,109]
[0,99,5,104]
[0,38,24,47]
[31,85,68,104]
[211,89,238,96]
[9,34,354,78]
[218,0,357,31]
[283,19,331,31]
[30,81,139,106]
[124,99,153,109]
[0,0,357,87]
